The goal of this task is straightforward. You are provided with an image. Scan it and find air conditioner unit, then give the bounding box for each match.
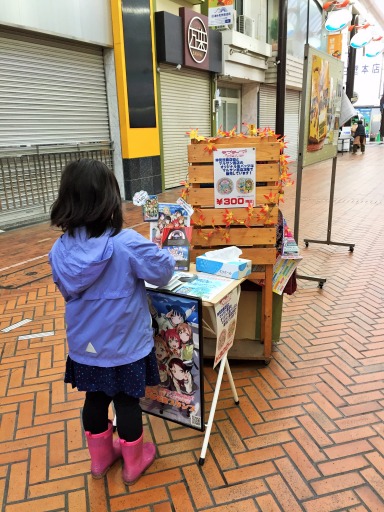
[237,15,255,38]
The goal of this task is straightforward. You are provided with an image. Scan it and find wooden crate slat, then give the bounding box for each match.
[213,136,277,144]
[192,227,276,247]
[188,142,280,163]
[191,207,278,227]
[191,247,276,265]
[188,185,280,207]
[189,163,280,184]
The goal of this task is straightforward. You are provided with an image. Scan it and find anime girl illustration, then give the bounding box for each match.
[176,322,194,362]
[168,358,197,396]
[154,304,195,333]
[164,329,181,357]
[172,209,184,228]
[154,335,170,387]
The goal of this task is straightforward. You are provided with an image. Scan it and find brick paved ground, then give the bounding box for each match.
[0,145,383,511]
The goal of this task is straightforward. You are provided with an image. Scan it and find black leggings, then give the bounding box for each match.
[82,391,142,442]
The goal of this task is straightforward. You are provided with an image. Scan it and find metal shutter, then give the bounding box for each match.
[259,85,300,163]
[159,64,211,189]
[259,84,276,132]
[285,89,300,163]
[0,33,110,147]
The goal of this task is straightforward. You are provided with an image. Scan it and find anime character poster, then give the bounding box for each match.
[150,203,191,249]
[213,147,256,208]
[307,55,330,152]
[143,195,159,222]
[161,226,193,271]
[141,290,204,431]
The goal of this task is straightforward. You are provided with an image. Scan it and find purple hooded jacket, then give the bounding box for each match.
[49,227,174,367]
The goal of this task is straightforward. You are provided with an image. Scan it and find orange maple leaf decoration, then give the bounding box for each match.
[242,122,258,136]
[180,179,190,199]
[223,232,231,243]
[186,128,206,142]
[228,126,237,137]
[223,209,235,227]
[191,209,205,228]
[202,229,215,242]
[217,226,231,243]
[204,141,217,154]
[217,125,230,137]
[263,191,275,203]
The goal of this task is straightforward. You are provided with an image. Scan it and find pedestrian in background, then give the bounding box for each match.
[49,159,174,484]
[352,120,366,154]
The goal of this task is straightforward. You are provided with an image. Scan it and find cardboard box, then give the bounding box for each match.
[196,255,252,280]
[203,289,283,343]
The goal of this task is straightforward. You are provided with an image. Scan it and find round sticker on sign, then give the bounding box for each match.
[217,177,233,195]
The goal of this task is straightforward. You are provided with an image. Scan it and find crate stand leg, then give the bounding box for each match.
[199,295,239,466]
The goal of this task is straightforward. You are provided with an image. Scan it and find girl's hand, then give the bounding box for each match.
[172,378,181,393]
[184,372,193,393]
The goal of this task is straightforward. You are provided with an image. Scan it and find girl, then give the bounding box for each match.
[155,304,195,333]
[176,323,194,362]
[168,358,196,395]
[49,159,174,485]
[164,329,181,357]
[154,335,170,387]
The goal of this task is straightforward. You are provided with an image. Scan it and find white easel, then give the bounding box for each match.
[198,281,242,465]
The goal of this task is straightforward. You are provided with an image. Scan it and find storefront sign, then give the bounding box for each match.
[188,16,208,63]
[327,33,342,59]
[213,147,256,208]
[155,9,222,74]
[208,0,234,27]
[180,8,210,71]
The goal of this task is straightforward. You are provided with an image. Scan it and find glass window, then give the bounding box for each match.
[287,0,322,59]
[267,0,279,46]
[216,87,241,132]
[235,0,244,16]
[219,87,240,99]
[267,0,322,56]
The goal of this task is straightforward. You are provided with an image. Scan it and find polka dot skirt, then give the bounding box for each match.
[64,347,160,398]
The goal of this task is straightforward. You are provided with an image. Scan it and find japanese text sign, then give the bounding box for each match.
[213,147,256,208]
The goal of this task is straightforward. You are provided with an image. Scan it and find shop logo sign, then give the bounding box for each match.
[188,16,208,64]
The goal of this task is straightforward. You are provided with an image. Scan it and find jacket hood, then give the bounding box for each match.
[49,228,113,299]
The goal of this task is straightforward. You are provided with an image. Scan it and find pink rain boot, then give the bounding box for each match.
[85,420,122,479]
[120,433,156,484]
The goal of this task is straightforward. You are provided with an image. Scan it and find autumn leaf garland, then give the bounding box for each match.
[183,125,293,244]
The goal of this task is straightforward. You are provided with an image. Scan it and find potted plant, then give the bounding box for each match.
[269,18,278,50]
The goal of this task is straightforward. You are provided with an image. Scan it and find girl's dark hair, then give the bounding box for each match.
[50,158,123,237]
[168,358,188,372]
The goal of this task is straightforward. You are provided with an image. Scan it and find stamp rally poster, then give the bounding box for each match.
[213,147,256,208]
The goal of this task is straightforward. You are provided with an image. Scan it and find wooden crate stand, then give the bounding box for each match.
[187,136,281,363]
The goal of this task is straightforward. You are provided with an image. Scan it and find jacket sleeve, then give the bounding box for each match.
[127,230,175,286]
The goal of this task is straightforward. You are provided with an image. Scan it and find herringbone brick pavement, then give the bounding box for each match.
[0,146,383,511]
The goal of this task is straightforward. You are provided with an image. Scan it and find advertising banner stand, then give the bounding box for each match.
[294,44,355,288]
